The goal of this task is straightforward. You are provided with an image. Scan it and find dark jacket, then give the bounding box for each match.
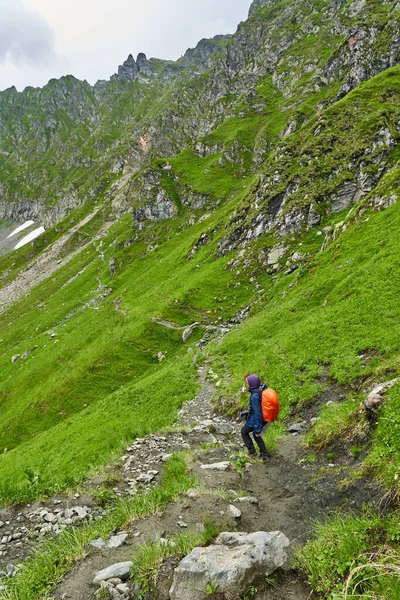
[246,385,266,435]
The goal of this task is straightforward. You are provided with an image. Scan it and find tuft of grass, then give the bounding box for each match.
[303,400,363,450]
[295,510,400,599]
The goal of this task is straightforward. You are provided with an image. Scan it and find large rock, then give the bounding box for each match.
[169,531,289,600]
[93,562,133,585]
[365,379,398,409]
[364,379,398,423]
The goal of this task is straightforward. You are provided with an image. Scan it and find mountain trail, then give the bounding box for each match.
[0,368,381,599]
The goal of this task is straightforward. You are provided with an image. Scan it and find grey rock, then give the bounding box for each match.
[93,562,133,585]
[330,181,357,213]
[287,422,306,433]
[107,534,128,549]
[227,505,242,519]
[11,355,20,363]
[267,245,287,266]
[43,513,57,523]
[235,496,259,505]
[6,564,15,576]
[115,54,138,83]
[365,379,398,409]
[116,583,130,594]
[64,509,74,520]
[73,506,88,520]
[214,422,234,435]
[170,531,289,600]
[89,537,106,549]
[186,489,199,499]
[200,461,230,471]
[182,323,201,343]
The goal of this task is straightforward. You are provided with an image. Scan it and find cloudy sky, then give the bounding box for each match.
[0,0,251,91]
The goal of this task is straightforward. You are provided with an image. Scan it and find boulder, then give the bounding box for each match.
[364,379,398,423]
[169,531,289,600]
[365,379,398,409]
[267,245,287,266]
[182,323,201,343]
[93,562,133,585]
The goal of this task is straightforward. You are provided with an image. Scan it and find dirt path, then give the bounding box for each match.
[42,367,380,600]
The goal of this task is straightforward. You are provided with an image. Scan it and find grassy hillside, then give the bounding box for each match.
[0,2,399,598]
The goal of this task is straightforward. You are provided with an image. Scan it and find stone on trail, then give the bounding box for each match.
[235,496,259,505]
[93,562,133,585]
[200,461,230,471]
[169,531,289,600]
[107,533,128,549]
[90,537,106,549]
[186,488,199,499]
[227,505,242,519]
[214,422,234,435]
[287,422,306,433]
[90,533,128,549]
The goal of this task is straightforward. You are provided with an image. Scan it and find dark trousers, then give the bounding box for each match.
[241,422,269,457]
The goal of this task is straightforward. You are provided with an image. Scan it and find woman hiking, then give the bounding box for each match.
[241,373,270,462]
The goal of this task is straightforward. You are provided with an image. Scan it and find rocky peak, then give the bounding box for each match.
[136,52,156,76]
[183,35,232,70]
[114,54,138,82]
[113,52,155,82]
[248,0,271,17]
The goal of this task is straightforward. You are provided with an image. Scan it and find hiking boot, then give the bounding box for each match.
[259,454,269,462]
[246,452,258,459]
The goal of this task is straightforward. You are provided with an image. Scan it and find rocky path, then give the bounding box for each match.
[0,367,381,599]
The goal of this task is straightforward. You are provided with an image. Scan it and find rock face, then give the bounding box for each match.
[169,531,289,600]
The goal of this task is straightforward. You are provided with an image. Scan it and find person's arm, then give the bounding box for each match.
[250,392,263,435]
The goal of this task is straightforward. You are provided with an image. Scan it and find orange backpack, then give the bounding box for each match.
[261,388,280,422]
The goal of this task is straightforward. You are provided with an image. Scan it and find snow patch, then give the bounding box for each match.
[7,221,35,239]
[15,227,45,250]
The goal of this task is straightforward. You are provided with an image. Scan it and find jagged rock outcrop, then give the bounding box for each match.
[113,53,156,82]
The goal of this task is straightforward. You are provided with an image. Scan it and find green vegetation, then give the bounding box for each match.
[304,400,363,450]
[296,510,400,599]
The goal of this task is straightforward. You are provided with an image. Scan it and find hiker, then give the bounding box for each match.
[241,374,270,461]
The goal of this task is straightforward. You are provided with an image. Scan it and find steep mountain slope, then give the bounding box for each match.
[0,0,399,598]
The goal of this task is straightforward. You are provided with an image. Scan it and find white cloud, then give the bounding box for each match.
[0,0,56,66]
